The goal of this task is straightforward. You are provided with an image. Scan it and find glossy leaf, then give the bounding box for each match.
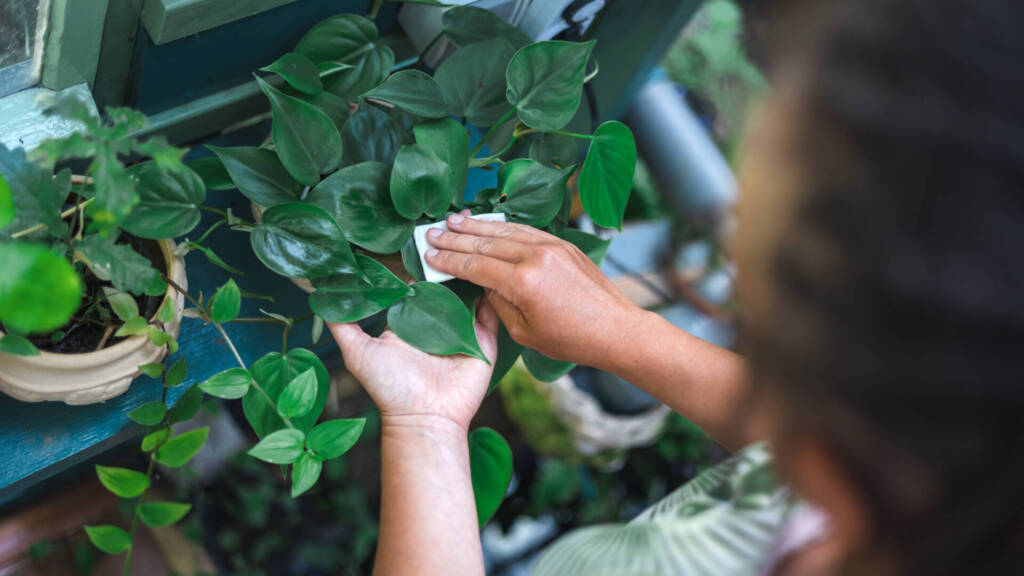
[0,243,82,333]
[305,161,412,254]
[443,6,531,49]
[167,385,202,424]
[128,402,167,426]
[414,119,469,208]
[209,278,241,323]
[495,159,573,227]
[291,452,322,497]
[400,235,426,282]
[165,358,187,387]
[122,162,205,239]
[307,91,351,131]
[530,133,579,168]
[200,367,252,400]
[0,172,12,230]
[96,465,149,498]
[207,146,303,208]
[77,234,161,296]
[309,254,412,323]
[248,428,305,464]
[578,121,637,230]
[243,349,330,438]
[185,156,234,191]
[560,229,611,265]
[506,40,596,131]
[257,76,342,186]
[435,38,516,127]
[364,70,449,119]
[277,368,318,419]
[295,14,394,100]
[141,427,170,452]
[341,103,411,167]
[307,418,365,459]
[84,525,131,555]
[390,144,449,220]
[261,52,322,95]
[387,283,486,361]
[250,203,361,279]
[523,348,575,382]
[469,427,513,526]
[155,427,209,468]
[0,145,69,239]
[138,502,191,527]
[0,334,39,356]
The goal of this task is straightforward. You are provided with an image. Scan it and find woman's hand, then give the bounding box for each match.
[328,299,499,432]
[424,213,642,369]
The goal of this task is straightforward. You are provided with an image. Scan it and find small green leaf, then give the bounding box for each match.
[157,297,175,323]
[261,52,323,95]
[248,428,305,464]
[128,402,167,426]
[141,427,170,452]
[387,283,486,360]
[277,368,318,419]
[121,162,206,239]
[95,465,149,498]
[147,327,178,353]
[138,502,192,527]
[138,362,164,379]
[340,103,410,167]
[291,452,322,497]
[243,349,330,438]
[0,333,40,356]
[435,37,516,127]
[200,367,252,399]
[167,384,202,423]
[165,358,187,387]
[414,119,469,208]
[77,235,161,297]
[389,144,450,220]
[307,418,365,459]
[105,290,139,322]
[116,317,149,337]
[523,348,574,382]
[0,243,82,334]
[206,146,303,208]
[84,525,131,555]
[209,279,241,323]
[442,6,531,49]
[250,203,362,279]
[578,121,637,230]
[309,254,413,323]
[311,315,324,344]
[495,159,573,227]
[506,40,596,131]
[155,427,209,467]
[257,76,342,186]
[364,70,449,118]
[0,172,13,230]
[530,133,579,168]
[469,427,513,526]
[185,156,234,191]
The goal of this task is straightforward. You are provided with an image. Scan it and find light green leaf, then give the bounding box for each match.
[443,6,531,49]
[84,525,131,555]
[291,452,322,497]
[277,368,318,419]
[95,465,149,498]
[389,144,449,220]
[0,334,40,356]
[147,327,178,353]
[0,145,69,239]
[295,14,394,100]
[248,428,305,464]
[77,234,161,296]
[209,279,241,323]
[469,427,513,526]
[128,402,167,426]
[165,358,187,387]
[309,254,412,323]
[0,243,82,334]
[530,133,579,168]
[435,37,516,127]
[413,119,469,208]
[157,297,175,323]
[250,203,361,279]
[495,159,572,227]
[138,502,191,527]
[364,70,449,119]
[387,283,486,360]
[155,427,209,467]
[138,362,164,379]
[340,103,410,167]
[207,146,303,208]
[257,76,342,186]
[578,121,637,230]
[105,290,139,322]
[0,172,13,230]
[200,367,252,400]
[91,146,138,228]
[116,317,149,337]
[506,40,596,131]
[243,349,329,438]
[307,418,365,460]
[261,52,323,95]
[122,162,205,239]
[141,427,170,452]
[311,315,324,343]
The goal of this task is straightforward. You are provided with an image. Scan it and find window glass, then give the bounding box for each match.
[0,0,51,97]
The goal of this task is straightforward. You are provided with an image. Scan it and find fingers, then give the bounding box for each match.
[328,322,372,372]
[426,227,529,262]
[485,290,529,343]
[445,213,551,243]
[424,249,515,290]
[474,299,500,362]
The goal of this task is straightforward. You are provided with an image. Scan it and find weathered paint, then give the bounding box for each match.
[41,0,110,90]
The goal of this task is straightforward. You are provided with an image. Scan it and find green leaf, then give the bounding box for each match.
[578,121,637,230]
[291,452,322,497]
[165,358,187,387]
[138,502,191,527]
[306,91,351,131]
[387,283,486,360]
[141,427,170,452]
[116,317,149,337]
[277,368,318,419]
[0,172,13,230]
[207,146,303,208]
[413,119,469,208]
[443,7,531,49]
[561,229,611,265]
[128,402,167,426]
[309,254,413,323]
[0,243,82,333]
[209,279,241,323]
[157,297,175,323]
[122,162,205,239]
[400,235,426,282]
[0,333,39,356]
[487,322,523,395]
[185,156,234,191]
[138,362,164,379]
[364,70,449,119]
[77,234,160,296]
[257,76,342,186]
[495,159,572,227]
[95,465,149,498]
[506,40,596,131]
[105,290,139,322]
[84,525,131,555]
[91,146,139,229]
[200,367,252,399]
[155,427,209,467]
[307,418,365,459]
[305,161,412,254]
[295,14,394,100]
[261,52,323,95]
[167,384,202,424]
[389,144,449,220]
[243,349,329,438]
[530,133,579,168]
[469,427,513,526]
[341,103,411,167]
[0,145,69,239]
[147,327,178,353]
[435,38,516,127]
[311,315,324,343]
[248,428,305,464]
[522,348,574,382]
[250,203,361,279]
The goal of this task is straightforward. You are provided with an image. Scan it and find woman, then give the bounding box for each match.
[328,0,1024,573]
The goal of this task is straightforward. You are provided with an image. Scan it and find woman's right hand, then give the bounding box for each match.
[424,213,644,368]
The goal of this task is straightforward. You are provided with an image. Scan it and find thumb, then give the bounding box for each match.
[486,290,528,343]
[328,322,372,373]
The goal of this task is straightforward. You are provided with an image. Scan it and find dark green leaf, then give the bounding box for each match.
[291,452,322,497]
[84,525,131,555]
[387,283,485,360]
[295,14,394,100]
[95,465,149,498]
[207,146,303,208]
[341,103,411,167]
[138,362,164,379]
[209,278,241,323]
[400,235,426,282]
[141,427,170,452]
[307,418,365,459]
[261,52,322,95]
[128,402,167,426]
[530,133,579,167]
[309,254,412,323]
[364,70,449,118]
[243,349,329,438]
[138,502,191,527]
[0,145,69,239]
[578,121,636,230]
[495,159,572,227]
[185,156,234,191]
[168,384,202,425]
[257,76,342,186]
[523,348,574,382]
[435,37,516,127]
[560,229,611,264]
[469,427,513,526]
[248,428,305,464]
[122,162,205,239]
[487,322,523,395]
[414,119,469,208]
[0,172,13,230]
[165,358,187,387]
[443,7,531,49]
[155,427,209,467]
[200,367,252,399]
[0,333,39,356]
[307,91,351,131]
[77,234,161,296]
[277,368,318,419]
[390,144,449,220]
[305,161,412,254]
[506,40,595,131]
[250,203,361,279]
[0,243,82,333]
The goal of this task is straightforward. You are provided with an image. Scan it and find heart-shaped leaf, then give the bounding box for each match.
[309,254,412,323]
[530,133,579,168]
[341,103,411,167]
[209,278,241,323]
[155,427,209,467]
[243,349,329,438]
[390,144,450,220]
[84,525,131,555]
[578,121,637,230]
[307,418,365,460]
[443,6,531,49]
[0,243,82,333]
[495,159,573,227]
[200,367,252,399]
[364,70,449,119]
[257,76,342,186]
[185,156,234,190]
[250,203,361,279]
[138,502,191,527]
[413,119,469,208]
[128,402,167,426]
[248,428,305,464]
[387,282,486,360]
[277,368,318,419]
[96,465,149,498]
[261,52,322,95]
[305,162,413,254]
[435,38,516,127]
[469,427,513,526]
[295,14,394,100]
[122,162,205,239]
[506,40,595,131]
[207,146,303,208]
[291,452,323,497]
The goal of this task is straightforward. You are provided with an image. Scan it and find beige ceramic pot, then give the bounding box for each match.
[0,240,188,405]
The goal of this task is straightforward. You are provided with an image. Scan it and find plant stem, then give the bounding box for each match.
[123,453,156,576]
[10,198,94,239]
[369,0,384,19]
[199,205,229,217]
[412,30,445,68]
[470,108,518,157]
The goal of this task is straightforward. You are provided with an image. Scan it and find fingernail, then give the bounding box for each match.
[427,227,443,239]
[448,214,465,225]
[426,248,439,259]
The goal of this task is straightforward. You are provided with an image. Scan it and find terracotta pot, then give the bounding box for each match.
[0,240,188,405]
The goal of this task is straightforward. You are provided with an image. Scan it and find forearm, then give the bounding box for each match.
[374,416,484,576]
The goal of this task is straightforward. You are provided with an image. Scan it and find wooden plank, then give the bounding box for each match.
[92,0,146,109]
[141,0,303,45]
[41,0,110,90]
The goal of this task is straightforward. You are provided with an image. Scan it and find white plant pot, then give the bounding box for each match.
[0,240,188,405]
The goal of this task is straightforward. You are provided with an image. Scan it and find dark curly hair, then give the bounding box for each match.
[747,0,1024,573]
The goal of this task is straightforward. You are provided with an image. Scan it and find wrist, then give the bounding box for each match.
[380,413,469,444]
[593,305,661,375]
